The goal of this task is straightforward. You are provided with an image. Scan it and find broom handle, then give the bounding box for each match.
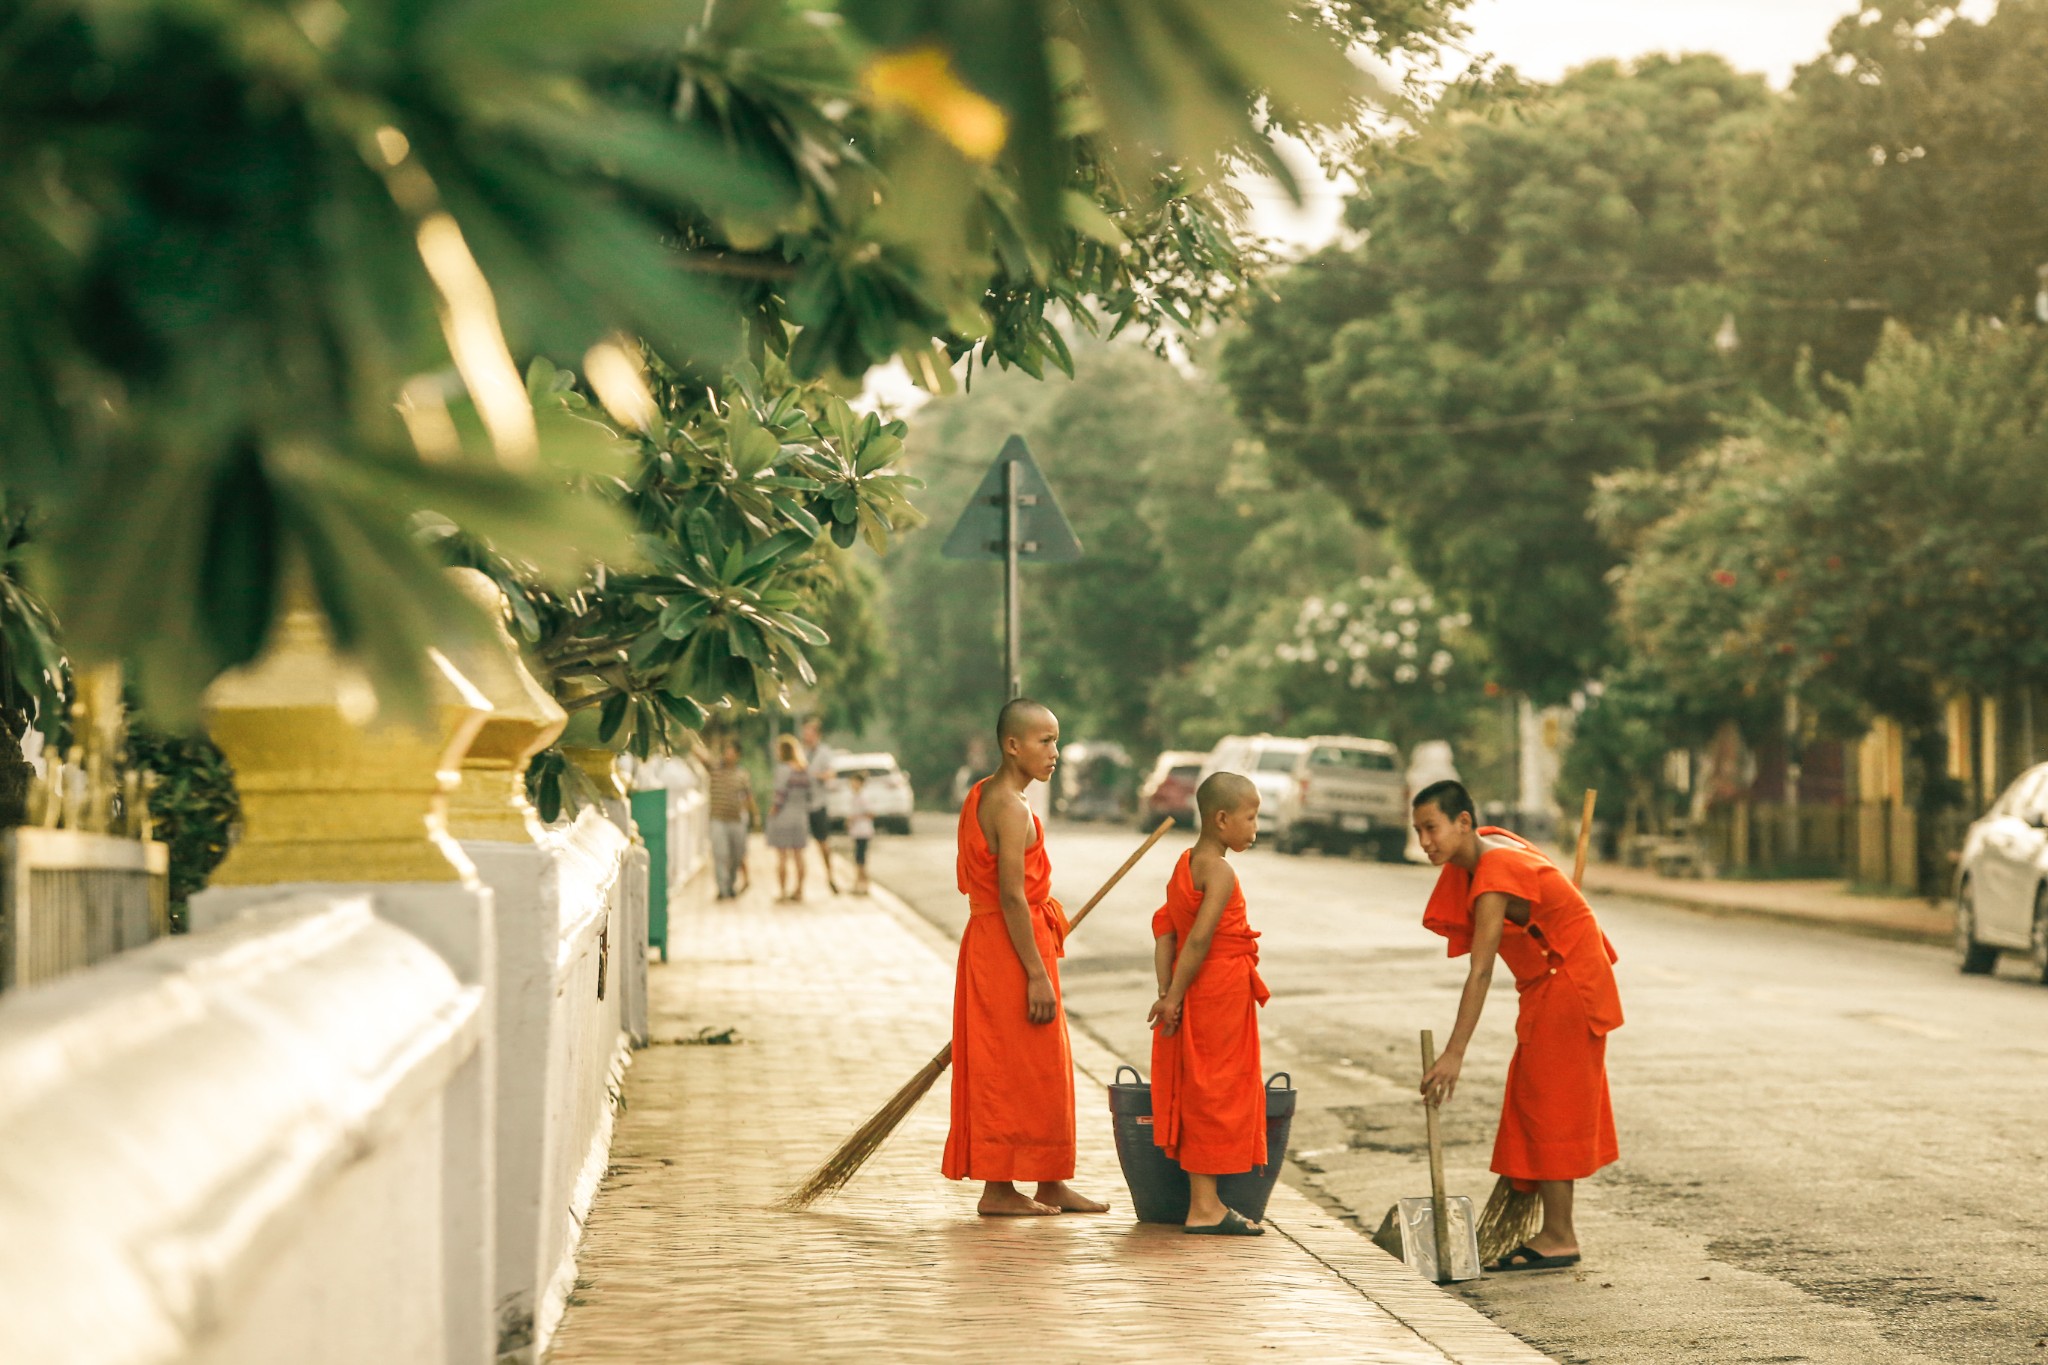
[928,817,1177,1073]
[1570,788,1597,889]
[1065,817,1177,934]
[1421,1029,1453,1280]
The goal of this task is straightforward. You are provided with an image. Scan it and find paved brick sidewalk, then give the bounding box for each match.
[548,877,1553,1365]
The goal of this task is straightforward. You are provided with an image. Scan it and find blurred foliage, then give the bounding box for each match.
[1221,8,2048,839]
[3,0,1431,730]
[1717,0,2048,396]
[1610,317,2048,739]
[449,355,921,759]
[125,726,238,927]
[0,503,65,747]
[1221,56,1769,703]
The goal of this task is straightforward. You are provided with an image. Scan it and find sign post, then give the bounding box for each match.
[942,435,1081,701]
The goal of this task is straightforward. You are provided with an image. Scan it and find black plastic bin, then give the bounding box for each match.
[1108,1066,1296,1224]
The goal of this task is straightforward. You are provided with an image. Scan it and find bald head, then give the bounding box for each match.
[1196,771,1258,824]
[996,697,1055,745]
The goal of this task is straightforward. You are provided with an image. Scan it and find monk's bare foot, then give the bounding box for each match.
[978,1184,1060,1217]
[1033,1181,1108,1213]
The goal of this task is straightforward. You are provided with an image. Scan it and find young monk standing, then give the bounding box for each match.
[1414,779,1623,1270]
[942,699,1107,1216]
[1147,772,1271,1236]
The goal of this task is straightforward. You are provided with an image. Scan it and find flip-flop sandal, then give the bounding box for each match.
[1185,1209,1264,1236]
[1488,1243,1580,1271]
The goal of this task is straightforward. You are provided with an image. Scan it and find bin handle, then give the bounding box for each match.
[1265,1071,1293,1090]
[1114,1064,1143,1086]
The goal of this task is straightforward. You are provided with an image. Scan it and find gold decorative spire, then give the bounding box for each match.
[441,568,566,843]
[203,603,491,885]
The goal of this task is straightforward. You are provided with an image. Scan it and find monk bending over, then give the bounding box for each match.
[1415,779,1623,1271]
[942,699,1107,1217]
[1147,772,1271,1236]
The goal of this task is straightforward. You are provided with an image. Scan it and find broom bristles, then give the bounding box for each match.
[1475,1175,1543,1264]
[775,1043,953,1211]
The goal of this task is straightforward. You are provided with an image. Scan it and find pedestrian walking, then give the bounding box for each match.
[801,716,841,895]
[706,739,756,901]
[846,772,876,895]
[767,734,813,902]
[1413,779,1623,1272]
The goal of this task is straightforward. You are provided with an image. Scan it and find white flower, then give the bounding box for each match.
[1323,658,1340,674]
[1302,595,1326,621]
[1399,618,1420,639]
[1395,663,1419,684]
[1429,649,1453,677]
[1330,601,1349,618]
[1392,597,1415,616]
[1349,664,1369,688]
[1398,640,1418,660]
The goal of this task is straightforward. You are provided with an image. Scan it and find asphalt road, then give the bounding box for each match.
[869,816,2048,1365]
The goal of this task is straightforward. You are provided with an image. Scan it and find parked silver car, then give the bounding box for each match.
[1954,760,2048,979]
[1276,736,1407,860]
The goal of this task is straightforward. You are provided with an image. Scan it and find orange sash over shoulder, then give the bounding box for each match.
[1149,850,1270,1177]
[942,779,1076,1183]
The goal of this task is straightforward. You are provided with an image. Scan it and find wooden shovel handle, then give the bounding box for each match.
[1570,788,1597,889]
[1421,1029,1453,1279]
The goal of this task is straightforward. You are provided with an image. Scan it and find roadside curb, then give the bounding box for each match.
[1580,874,1950,947]
[867,878,1558,1365]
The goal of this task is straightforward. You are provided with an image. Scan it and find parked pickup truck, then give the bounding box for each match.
[1277,736,1408,860]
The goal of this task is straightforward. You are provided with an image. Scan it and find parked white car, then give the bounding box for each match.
[1199,735,1309,844]
[1954,760,2048,979]
[825,752,915,835]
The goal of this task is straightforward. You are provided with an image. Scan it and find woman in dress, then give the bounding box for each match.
[766,733,814,901]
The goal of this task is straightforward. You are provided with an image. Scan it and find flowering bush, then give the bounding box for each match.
[1173,563,1483,748]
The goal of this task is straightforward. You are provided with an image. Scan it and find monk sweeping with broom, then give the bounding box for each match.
[1413,780,1622,1271]
[943,698,1107,1216]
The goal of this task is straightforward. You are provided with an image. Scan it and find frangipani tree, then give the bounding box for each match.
[5,0,1462,735]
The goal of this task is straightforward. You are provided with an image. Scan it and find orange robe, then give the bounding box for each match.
[942,779,1076,1182]
[1424,828,1622,1188]
[1150,851,1271,1176]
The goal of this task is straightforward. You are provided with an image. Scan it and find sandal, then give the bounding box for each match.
[1185,1208,1264,1236]
[1488,1243,1580,1271]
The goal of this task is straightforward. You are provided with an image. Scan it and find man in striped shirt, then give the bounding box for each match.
[706,739,756,900]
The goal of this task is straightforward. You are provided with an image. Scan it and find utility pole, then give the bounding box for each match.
[1004,459,1023,701]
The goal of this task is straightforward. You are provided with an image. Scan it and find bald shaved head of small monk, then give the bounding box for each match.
[996,697,1056,745]
[1197,771,1258,824]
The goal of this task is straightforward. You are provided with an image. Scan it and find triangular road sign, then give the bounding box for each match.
[939,435,1083,562]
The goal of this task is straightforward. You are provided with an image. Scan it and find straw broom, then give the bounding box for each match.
[1474,787,1597,1265]
[777,816,1178,1211]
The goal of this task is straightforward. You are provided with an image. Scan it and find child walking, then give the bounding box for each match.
[846,772,875,895]
[1146,771,1271,1235]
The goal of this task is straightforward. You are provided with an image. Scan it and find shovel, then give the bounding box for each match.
[1371,1029,1482,1283]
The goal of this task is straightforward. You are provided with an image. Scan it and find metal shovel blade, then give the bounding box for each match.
[1371,1195,1483,1283]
